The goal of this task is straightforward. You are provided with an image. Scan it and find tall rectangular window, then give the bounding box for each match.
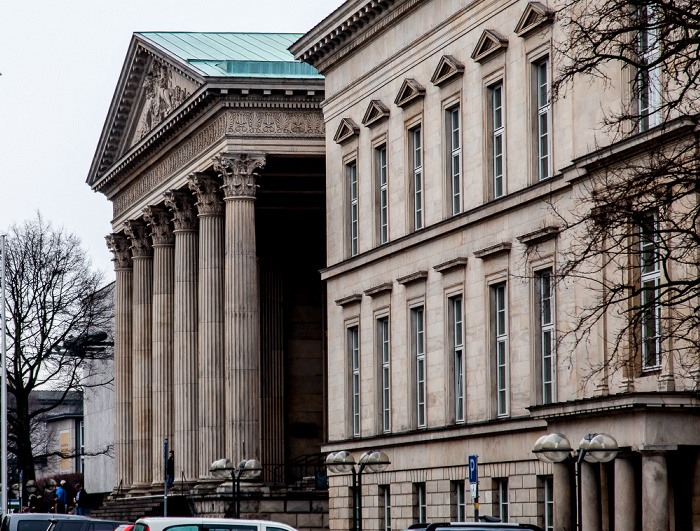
[349,326,360,437]
[348,162,359,257]
[638,6,660,132]
[448,106,462,215]
[378,317,391,433]
[536,59,551,180]
[412,307,426,428]
[377,146,389,244]
[640,214,661,369]
[414,483,427,523]
[538,269,554,404]
[491,83,505,198]
[452,480,466,521]
[411,127,424,230]
[544,476,554,531]
[450,296,465,423]
[380,486,391,531]
[493,284,508,417]
[496,479,509,522]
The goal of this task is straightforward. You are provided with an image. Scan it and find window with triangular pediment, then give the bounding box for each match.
[431,55,465,87]
[471,30,509,63]
[333,118,360,144]
[514,2,555,38]
[362,100,390,127]
[394,79,426,108]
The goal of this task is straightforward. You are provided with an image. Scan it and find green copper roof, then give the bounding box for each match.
[137,32,322,78]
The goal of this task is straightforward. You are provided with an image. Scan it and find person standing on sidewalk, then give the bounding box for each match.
[167,450,175,489]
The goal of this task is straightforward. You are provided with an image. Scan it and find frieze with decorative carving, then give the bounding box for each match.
[143,206,175,246]
[111,108,324,217]
[124,220,153,258]
[135,60,189,142]
[164,190,198,231]
[105,233,133,270]
[188,174,224,216]
[214,153,266,199]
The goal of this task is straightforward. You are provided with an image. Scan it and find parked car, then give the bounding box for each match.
[133,518,298,531]
[0,514,87,531]
[114,525,133,531]
[47,519,130,531]
[406,522,544,531]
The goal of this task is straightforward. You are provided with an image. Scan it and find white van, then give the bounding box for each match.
[133,519,298,531]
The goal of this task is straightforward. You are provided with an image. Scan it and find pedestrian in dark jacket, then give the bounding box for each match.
[74,484,85,515]
[167,450,175,489]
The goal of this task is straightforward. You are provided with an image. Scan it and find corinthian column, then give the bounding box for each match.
[106,233,133,490]
[164,190,199,484]
[143,206,175,486]
[188,174,225,483]
[215,153,266,463]
[123,220,153,492]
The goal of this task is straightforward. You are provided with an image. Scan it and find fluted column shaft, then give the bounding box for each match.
[189,174,225,480]
[216,153,266,462]
[642,452,669,531]
[144,207,175,486]
[106,234,133,489]
[614,457,638,531]
[165,191,199,483]
[124,221,153,490]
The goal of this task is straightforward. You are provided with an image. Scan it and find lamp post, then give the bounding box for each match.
[533,432,620,531]
[210,458,262,518]
[325,450,391,531]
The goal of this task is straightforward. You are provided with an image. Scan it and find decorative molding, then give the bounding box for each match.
[364,282,393,297]
[333,118,360,144]
[142,206,174,246]
[111,109,323,216]
[514,2,555,38]
[396,270,429,285]
[433,257,468,273]
[517,225,560,245]
[394,78,425,108]
[474,242,512,259]
[123,220,153,258]
[188,173,224,216]
[430,55,464,87]
[105,233,133,270]
[362,100,390,127]
[471,30,509,63]
[335,293,363,307]
[164,190,198,231]
[214,153,267,200]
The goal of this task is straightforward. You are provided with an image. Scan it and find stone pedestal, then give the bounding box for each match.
[124,220,154,492]
[189,174,226,483]
[106,233,134,490]
[614,457,637,531]
[144,206,175,486]
[642,452,669,531]
[216,153,266,462]
[165,190,200,485]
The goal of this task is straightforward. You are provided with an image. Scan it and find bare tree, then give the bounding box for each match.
[549,0,700,383]
[3,214,112,479]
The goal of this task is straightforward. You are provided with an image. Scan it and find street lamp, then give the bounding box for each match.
[210,458,262,518]
[325,450,391,531]
[533,433,620,531]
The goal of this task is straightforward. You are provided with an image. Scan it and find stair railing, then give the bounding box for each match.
[180,471,199,517]
[115,479,124,499]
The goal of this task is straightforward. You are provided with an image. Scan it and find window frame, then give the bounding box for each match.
[544,476,554,531]
[490,82,506,199]
[414,483,427,523]
[452,480,466,522]
[492,283,509,418]
[637,5,661,132]
[380,485,391,531]
[347,161,359,257]
[496,478,509,523]
[377,144,389,245]
[377,316,391,433]
[349,325,361,437]
[409,125,424,231]
[411,306,427,428]
[537,269,555,404]
[449,295,465,423]
[640,213,661,370]
[446,105,462,215]
[535,57,552,181]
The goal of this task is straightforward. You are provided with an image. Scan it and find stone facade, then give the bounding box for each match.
[292,1,700,530]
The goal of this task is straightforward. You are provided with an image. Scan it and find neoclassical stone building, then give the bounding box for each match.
[292,1,700,531]
[88,33,328,525]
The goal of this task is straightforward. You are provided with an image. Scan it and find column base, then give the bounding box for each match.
[128,483,152,496]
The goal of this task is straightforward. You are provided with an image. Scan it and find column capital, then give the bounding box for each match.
[188,173,224,216]
[213,153,266,200]
[143,206,175,246]
[164,190,198,232]
[124,220,153,259]
[106,233,133,270]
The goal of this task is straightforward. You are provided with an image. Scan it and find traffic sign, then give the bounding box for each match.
[468,455,478,483]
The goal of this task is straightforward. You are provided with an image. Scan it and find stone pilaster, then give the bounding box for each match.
[164,190,199,484]
[642,450,670,531]
[614,457,638,531]
[106,233,133,490]
[580,461,601,531]
[123,220,153,492]
[215,152,266,462]
[552,462,572,531]
[143,206,175,486]
[188,174,226,482]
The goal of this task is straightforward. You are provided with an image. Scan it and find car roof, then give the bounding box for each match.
[8,516,88,521]
[135,519,295,529]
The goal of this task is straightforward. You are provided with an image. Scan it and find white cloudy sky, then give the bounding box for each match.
[0,0,335,282]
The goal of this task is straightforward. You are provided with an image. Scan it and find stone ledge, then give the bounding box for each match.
[396,270,429,285]
[433,257,468,273]
[473,242,512,259]
[334,293,362,307]
[364,282,393,297]
[516,225,560,245]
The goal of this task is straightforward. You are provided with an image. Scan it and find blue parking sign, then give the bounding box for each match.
[468,455,478,484]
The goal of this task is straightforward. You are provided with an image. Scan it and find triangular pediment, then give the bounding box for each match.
[333,118,360,144]
[514,2,555,37]
[471,30,509,63]
[394,79,426,108]
[362,100,390,127]
[431,55,465,87]
[87,35,203,187]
